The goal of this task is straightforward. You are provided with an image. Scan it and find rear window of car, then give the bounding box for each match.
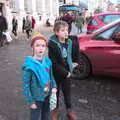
[99,14,120,24]
[88,19,98,26]
[94,24,119,40]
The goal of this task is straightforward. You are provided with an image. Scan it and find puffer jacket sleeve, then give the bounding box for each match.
[22,68,35,105]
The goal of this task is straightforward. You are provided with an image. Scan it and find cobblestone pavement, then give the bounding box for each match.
[0,25,120,120]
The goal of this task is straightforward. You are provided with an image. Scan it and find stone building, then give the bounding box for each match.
[0,0,59,31]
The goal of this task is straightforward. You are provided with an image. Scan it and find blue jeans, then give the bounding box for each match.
[30,96,50,120]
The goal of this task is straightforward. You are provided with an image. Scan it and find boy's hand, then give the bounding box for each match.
[30,104,37,109]
[67,72,71,78]
[52,88,57,93]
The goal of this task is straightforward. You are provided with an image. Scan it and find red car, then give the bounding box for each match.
[75,19,120,79]
[87,12,120,34]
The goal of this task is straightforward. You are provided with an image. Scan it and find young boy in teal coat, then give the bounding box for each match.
[22,33,57,120]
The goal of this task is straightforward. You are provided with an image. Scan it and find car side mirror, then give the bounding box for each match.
[113,32,120,41]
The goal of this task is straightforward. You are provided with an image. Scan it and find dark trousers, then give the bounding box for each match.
[26,29,31,39]
[12,27,17,36]
[30,96,50,120]
[22,25,25,33]
[0,30,4,46]
[56,78,71,109]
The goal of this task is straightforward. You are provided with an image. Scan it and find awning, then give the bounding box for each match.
[59,6,79,11]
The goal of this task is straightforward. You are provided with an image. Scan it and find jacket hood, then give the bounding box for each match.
[22,56,52,87]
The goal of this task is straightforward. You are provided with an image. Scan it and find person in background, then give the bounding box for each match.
[75,13,84,34]
[12,16,18,38]
[22,17,26,33]
[25,16,32,40]
[86,13,92,24]
[31,16,36,31]
[0,12,8,46]
[21,33,57,120]
[48,20,79,120]
[61,13,73,34]
[46,18,51,27]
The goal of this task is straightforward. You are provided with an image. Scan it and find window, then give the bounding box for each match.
[88,19,98,26]
[115,25,120,33]
[103,15,120,24]
[98,15,104,21]
[112,25,120,40]
[10,0,17,12]
[94,24,119,40]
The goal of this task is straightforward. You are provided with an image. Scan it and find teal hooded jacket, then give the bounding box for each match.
[21,56,56,105]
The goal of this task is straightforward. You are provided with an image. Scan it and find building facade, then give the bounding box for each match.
[0,0,59,31]
[1,0,117,31]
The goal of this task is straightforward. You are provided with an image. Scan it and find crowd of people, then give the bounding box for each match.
[0,11,87,48]
[55,12,86,34]
[12,15,36,40]
[0,13,36,47]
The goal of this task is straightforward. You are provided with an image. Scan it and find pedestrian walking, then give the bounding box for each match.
[75,13,84,34]
[85,13,92,24]
[21,33,57,120]
[0,12,8,47]
[22,17,26,33]
[25,16,32,40]
[46,18,51,27]
[31,16,36,31]
[61,13,73,34]
[12,16,18,37]
[48,20,80,120]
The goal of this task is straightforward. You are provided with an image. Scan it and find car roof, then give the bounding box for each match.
[93,19,120,34]
[93,12,120,17]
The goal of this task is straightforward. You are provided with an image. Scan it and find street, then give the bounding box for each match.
[0,25,120,120]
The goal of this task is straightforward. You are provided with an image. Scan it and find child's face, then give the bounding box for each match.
[32,39,47,58]
[56,26,68,40]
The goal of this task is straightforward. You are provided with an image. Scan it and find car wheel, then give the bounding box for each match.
[72,54,91,79]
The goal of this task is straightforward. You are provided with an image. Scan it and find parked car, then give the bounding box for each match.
[87,12,120,34]
[74,19,120,79]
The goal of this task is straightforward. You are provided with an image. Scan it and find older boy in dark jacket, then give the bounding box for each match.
[48,21,80,120]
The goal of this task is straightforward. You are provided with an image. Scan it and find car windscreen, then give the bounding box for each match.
[88,18,98,26]
[98,14,120,24]
[93,19,120,34]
